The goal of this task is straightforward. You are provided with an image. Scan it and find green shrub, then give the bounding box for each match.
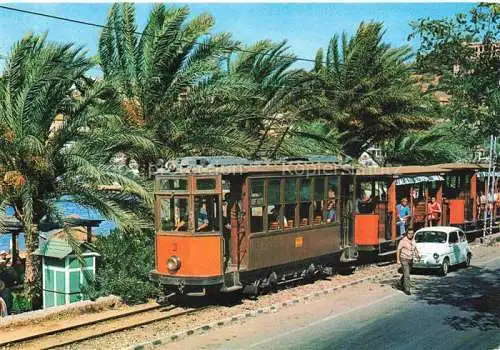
[11,293,32,314]
[83,228,159,304]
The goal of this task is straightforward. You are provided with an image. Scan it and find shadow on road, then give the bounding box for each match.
[412,264,500,332]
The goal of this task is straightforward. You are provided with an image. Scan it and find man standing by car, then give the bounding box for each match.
[397,230,420,295]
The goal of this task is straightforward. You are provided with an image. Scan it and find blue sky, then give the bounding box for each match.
[0,3,474,70]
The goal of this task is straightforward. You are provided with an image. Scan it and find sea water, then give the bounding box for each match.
[0,200,116,252]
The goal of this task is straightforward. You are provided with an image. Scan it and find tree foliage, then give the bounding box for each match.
[0,33,154,304]
[85,228,159,304]
[99,3,260,160]
[383,122,475,165]
[313,22,436,158]
[409,3,499,137]
[226,40,317,158]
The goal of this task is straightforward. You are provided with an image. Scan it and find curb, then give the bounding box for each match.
[128,269,395,350]
[470,234,500,249]
[0,295,122,330]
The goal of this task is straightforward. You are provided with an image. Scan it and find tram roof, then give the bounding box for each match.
[155,156,353,176]
[434,162,489,171]
[357,165,450,176]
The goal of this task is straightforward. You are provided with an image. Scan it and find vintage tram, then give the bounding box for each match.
[354,163,498,256]
[150,157,499,297]
[149,156,358,296]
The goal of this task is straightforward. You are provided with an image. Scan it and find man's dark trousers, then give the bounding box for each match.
[400,259,411,293]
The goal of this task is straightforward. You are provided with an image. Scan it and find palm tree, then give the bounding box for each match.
[313,22,435,158]
[98,3,257,160]
[226,40,317,159]
[277,120,341,156]
[0,33,155,306]
[383,122,473,165]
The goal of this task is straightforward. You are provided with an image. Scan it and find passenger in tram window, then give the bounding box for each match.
[326,201,336,223]
[268,204,281,230]
[174,215,187,231]
[426,196,441,226]
[396,198,411,236]
[378,185,387,202]
[355,192,364,214]
[283,204,294,228]
[313,200,324,224]
[356,192,373,214]
[222,198,231,230]
[328,189,336,201]
[197,200,209,231]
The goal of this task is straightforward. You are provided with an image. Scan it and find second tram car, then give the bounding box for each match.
[355,166,448,255]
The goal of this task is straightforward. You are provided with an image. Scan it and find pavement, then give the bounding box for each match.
[161,246,500,350]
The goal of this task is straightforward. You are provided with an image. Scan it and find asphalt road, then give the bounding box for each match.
[165,246,500,350]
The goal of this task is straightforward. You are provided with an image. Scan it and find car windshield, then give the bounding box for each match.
[415,231,447,243]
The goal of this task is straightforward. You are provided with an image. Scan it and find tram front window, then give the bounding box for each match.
[160,197,189,232]
[195,195,220,232]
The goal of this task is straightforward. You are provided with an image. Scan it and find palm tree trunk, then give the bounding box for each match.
[23,226,42,309]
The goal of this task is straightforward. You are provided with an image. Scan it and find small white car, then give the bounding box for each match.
[412,226,472,276]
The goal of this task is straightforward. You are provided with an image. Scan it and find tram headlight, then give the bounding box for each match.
[167,256,181,272]
[433,253,439,260]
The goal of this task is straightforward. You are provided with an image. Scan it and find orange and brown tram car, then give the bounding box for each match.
[149,156,358,296]
[355,166,448,256]
[436,163,499,234]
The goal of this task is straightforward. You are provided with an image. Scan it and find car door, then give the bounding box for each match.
[448,231,460,265]
[458,230,468,262]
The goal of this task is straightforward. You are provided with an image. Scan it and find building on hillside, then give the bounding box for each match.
[358,146,383,167]
[453,41,499,74]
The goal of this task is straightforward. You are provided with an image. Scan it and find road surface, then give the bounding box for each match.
[164,246,500,350]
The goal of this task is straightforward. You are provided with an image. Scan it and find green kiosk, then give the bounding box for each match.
[34,223,101,309]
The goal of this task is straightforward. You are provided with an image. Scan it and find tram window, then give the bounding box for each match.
[411,183,425,201]
[250,179,265,233]
[445,175,465,199]
[313,177,325,225]
[284,178,297,229]
[327,177,339,222]
[428,181,439,197]
[268,179,282,230]
[267,204,282,230]
[197,178,216,191]
[375,181,387,202]
[314,177,325,200]
[195,195,220,232]
[284,203,296,229]
[160,197,189,232]
[158,178,188,192]
[299,179,312,226]
[268,179,281,203]
[251,179,265,206]
[285,178,297,202]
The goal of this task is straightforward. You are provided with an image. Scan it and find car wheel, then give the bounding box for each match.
[440,258,449,276]
[464,254,471,268]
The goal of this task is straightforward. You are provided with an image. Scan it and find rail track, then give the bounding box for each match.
[1,263,394,350]
[4,229,493,350]
[1,304,212,350]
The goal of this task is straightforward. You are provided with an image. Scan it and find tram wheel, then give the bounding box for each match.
[268,272,278,293]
